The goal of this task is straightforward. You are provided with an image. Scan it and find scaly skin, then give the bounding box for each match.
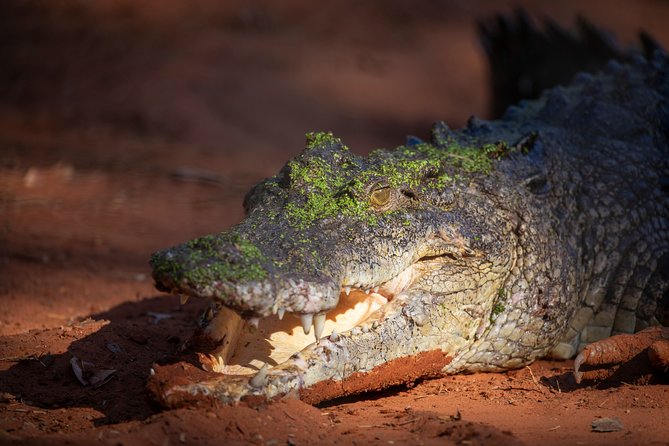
[150,53,669,406]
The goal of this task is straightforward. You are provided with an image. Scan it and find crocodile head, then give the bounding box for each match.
[150,126,522,406]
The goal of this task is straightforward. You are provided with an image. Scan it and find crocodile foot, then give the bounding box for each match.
[573,326,669,385]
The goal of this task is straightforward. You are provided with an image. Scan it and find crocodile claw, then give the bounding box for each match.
[573,326,669,385]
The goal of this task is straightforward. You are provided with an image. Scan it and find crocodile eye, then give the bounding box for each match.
[370,187,391,207]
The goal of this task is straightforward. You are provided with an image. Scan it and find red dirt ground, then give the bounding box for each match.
[1,1,668,444]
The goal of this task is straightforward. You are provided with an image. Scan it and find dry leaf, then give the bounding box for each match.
[106,342,124,354]
[147,312,173,324]
[70,356,116,388]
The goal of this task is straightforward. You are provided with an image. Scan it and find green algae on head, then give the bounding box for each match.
[305,131,348,151]
[284,132,377,230]
[403,140,509,175]
[281,130,512,230]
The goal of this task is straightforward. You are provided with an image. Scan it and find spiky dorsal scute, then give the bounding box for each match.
[242,132,361,218]
[285,132,361,191]
[648,51,669,138]
[494,50,669,146]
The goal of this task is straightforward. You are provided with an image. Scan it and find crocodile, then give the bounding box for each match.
[149,51,669,407]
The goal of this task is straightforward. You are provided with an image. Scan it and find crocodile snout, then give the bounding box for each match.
[150,232,342,325]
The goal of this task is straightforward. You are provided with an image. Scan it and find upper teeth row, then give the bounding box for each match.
[248,310,327,343]
[178,285,382,344]
[302,285,381,340]
[178,293,328,342]
[343,285,379,296]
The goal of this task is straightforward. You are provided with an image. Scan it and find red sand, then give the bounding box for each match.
[1,1,669,444]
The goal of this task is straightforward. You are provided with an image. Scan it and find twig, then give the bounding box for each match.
[282,409,298,421]
[499,386,543,393]
[525,366,543,393]
[0,353,51,367]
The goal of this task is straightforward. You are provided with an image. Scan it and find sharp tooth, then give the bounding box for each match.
[179,294,189,305]
[248,318,260,330]
[373,286,379,293]
[344,287,351,296]
[313,313,326,342]
[365,288,371,294]
[277,308,285,320]
[301,314,313,335]
[329,329,339,342]
[249,363,268,388]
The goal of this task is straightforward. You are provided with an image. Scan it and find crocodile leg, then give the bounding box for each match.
[573,326,669,385]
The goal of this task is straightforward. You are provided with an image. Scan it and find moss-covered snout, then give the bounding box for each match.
[150,231,342,322]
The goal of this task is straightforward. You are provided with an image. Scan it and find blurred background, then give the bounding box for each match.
[2,0,669,167]
[1,0,668,333]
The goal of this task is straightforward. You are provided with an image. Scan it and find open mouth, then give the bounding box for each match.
[186,262,419,379]
[151,245,484,406]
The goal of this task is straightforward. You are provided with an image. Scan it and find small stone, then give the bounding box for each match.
[591,417,624,432]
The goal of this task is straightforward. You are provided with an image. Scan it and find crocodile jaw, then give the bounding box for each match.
[215,261,416,369]
[151,262,444,407]
[201,289,390,377]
